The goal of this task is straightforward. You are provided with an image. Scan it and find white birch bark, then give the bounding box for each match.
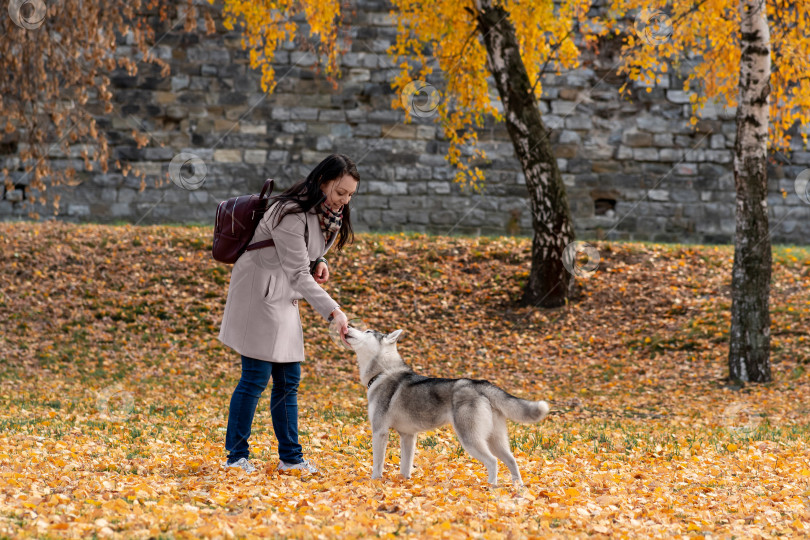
[729,0,772,383]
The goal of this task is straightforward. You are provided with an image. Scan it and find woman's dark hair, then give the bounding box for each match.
[268,153,359,252]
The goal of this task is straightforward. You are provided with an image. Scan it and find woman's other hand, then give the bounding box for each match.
[313,261,329,284]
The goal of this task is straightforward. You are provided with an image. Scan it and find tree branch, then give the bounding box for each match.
[530,25,577,95]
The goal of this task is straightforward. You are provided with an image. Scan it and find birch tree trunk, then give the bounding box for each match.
[471,0,575,308]
[728,0,772,383]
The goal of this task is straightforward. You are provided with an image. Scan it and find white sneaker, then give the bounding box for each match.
[224,457,256,473]
[278,459,318,474]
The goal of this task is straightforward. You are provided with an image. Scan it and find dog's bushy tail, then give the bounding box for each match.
[485,385,549,423]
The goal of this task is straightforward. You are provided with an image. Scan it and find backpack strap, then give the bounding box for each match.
[245,208,309,252]
[245,238,275,251]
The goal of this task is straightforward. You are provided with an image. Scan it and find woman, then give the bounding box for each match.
[217,153,357,474]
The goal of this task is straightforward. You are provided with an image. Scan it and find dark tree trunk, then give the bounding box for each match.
[471,0,575,308]
[729,0,772,383]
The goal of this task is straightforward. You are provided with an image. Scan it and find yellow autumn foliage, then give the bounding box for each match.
[610,0,810,150]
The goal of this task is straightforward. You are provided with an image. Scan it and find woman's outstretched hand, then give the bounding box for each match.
[313,262,329,284]
[329,309,350,347]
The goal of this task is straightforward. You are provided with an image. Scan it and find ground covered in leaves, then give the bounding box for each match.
[1,221,809,538]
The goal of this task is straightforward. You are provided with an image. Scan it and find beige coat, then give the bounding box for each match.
[217,201,340,363]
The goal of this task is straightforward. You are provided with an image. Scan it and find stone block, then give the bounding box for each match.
[565,116,593,130]
[240,123,267,135]
[592,161,622,173]
[416,125,436,139]
[616,145,633,160]
[110,203,132,217]
[551,100,577,115]
[659,149,684,162]
[365,181,408,195]
[213,149,242,162]
[267,150,289,162]
[5,189,24,202]
[407,210,430,225]
[189,190,208,204]
[291,51,318,66]
[683,148,706,162]
[381,209,408,224]
[637,115,673,134]
[171,75,190,92]
[710,134,726,149]
[384,125,418,139]
[427,181,451,195]
[354,123,381,138]
[358,195,390,209]
[705,149,732,164]
[670,190,698,203]
[319,110,346,122]
[281,122,307,134]
[622,128,653,147]
[271,108,291,121]
[559,130,581,144]
[244,150,267,164]
[674,163,698,176]
[553,143,578,159]
[429,210,457,225]
[653,133,674,147]
[666,90,692,104]
[633,148,660,161]
[187,47,231,64]
[67,204,90,216]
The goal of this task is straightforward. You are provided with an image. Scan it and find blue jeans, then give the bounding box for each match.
[225,355,303,464]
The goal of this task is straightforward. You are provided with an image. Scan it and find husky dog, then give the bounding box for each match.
[344,326,550,485]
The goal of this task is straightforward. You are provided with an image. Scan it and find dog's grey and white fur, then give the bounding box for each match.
[344,326,549,485]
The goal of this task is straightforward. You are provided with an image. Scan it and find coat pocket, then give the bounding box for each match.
[263,274,277,302]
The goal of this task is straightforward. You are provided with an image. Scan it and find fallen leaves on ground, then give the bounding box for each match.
[0,221,808,538]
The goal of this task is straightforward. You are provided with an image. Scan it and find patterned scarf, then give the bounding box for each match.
[316,201,343,243]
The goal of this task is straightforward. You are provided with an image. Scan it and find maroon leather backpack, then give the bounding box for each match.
[211,178,277,264]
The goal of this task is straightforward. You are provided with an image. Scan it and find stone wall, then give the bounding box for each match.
[2,0,809,243]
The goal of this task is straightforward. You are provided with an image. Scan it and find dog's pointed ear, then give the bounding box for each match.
[384,329,403,344]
